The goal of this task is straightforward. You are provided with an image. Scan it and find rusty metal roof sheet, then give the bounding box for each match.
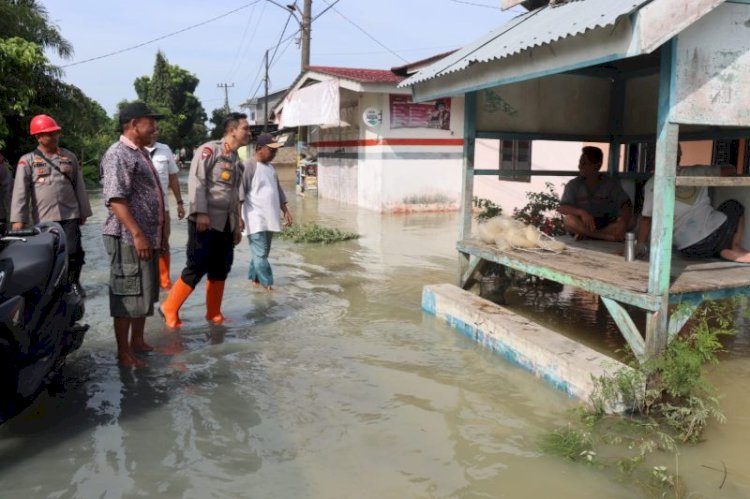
[400,0,650,87]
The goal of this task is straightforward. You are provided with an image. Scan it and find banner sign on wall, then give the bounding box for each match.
[389,95,451,130]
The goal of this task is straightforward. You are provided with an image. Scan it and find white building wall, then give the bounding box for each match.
[358,94,385,211]
[315,124,359,206]
[379,95,464,213]
[313,90,465,213]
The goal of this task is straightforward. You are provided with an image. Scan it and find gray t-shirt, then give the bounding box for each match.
[560,174,630,218]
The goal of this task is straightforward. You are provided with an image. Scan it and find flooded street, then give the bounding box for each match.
[1,179,749,498]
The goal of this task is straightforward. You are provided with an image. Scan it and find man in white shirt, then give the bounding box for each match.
[637,146,750,262]
[146,129,185,289]
[241,133,293,291]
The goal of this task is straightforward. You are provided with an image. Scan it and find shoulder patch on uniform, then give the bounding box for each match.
[18,160,27,167]
[202,147,213,160]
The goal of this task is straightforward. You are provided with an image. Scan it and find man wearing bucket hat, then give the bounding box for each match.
[100,101,165,367]
[10,114,93,296]
[240,133,293,291]
[160,112,250,328]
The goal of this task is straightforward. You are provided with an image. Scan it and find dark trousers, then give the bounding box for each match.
[59,218,84,279]
[180,219,234,288]
[680,200,745,258]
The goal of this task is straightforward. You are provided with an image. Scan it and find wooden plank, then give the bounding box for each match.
[645,40,679,356]
[675,176,750,187]
[457,239,661,310]
[638,0,725,54]
[458,91,478,283]
[601,297,646,361]
[668,301,701,340]
[459,92,476,242]
[459,238,750,304]
[461,257,489,290]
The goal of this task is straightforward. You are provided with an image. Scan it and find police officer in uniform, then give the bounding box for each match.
[10,114,93,296]
[160,112,250,327]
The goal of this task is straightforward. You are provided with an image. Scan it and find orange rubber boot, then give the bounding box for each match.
[205,279,226,324]
[159,278,193,328]
[159,252,172,290]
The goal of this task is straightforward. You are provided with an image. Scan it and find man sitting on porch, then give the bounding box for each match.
[636,147,750,262]
[558,146,632,242]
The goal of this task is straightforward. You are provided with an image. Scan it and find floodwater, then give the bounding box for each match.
[1,176,749,498]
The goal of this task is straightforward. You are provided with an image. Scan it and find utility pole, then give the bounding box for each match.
[263,49,270,132]
[301,0,312,71]
[217,82,234,113]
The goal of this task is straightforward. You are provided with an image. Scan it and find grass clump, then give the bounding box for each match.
[540,299,738,497]
[279,223,359,244]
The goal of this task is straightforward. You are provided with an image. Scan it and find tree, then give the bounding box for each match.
[128,51,207,149]
[0,0,73,58]
[0,0,115,176]
[208,108,227,140]
[0,37,47,144]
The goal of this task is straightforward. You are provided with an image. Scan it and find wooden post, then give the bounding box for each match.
[646,39,679,357]
[458,91,477,284]
[607,75,625,176]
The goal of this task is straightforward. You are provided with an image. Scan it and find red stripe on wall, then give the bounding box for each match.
[310,138,464,148]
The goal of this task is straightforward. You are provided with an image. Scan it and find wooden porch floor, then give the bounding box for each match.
[458,237,750,309]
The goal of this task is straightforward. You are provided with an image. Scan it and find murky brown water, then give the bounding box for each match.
[0,177,749,498]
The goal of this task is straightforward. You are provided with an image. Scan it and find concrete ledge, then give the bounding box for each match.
[423,283,633,405]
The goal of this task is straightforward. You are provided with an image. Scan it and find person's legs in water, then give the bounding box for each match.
[130,316,153,352]
[205,226,234,324]
[114,317,146,368]
[248,231,274,290]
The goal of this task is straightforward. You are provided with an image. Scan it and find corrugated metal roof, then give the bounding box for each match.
[400,0,650,87]
[307,66,404,84]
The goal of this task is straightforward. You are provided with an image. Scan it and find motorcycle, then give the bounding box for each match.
[0,222,88,423]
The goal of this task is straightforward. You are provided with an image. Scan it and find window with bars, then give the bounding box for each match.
[499,140,531,182]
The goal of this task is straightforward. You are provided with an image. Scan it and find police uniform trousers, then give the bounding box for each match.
[181,219,234,288]
[59,218,85,282]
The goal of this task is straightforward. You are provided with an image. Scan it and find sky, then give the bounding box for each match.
[42,0,521,117]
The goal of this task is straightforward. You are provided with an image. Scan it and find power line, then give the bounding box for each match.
[317,45,456,56]
[217,82,235,112]
[269,11,294,65]
[449,0,500,9]
[449,0,526,13]
[319,0,408,63]
[61,1,261,68]
[225,4,260,80]
[243,0,340,101]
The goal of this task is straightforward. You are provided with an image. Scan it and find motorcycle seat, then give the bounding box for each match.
[0,233,56,297]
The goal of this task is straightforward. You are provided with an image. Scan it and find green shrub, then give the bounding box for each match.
[279,223,359,244]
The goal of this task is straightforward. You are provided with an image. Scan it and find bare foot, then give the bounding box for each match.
[720,248,750,263]
[264,286,274,293]
[251,280,260,288]
[118,352,147,368]
[131,340,154,353]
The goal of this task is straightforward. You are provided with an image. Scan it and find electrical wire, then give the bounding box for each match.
[242,0,343,103]
[269,11,294,65]
[61,1,261,68]
[319,0,407,63]
[225,3,260,80]
[449,0,501,9]
[449,0,526,13]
